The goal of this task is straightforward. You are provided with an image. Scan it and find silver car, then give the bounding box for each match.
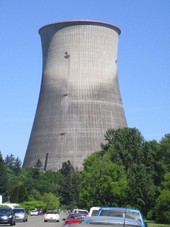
[13,208,28,222]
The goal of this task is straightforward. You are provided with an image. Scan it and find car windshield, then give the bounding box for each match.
[0,209,11,214]
[79,211,88,214]
[47,211,57,214]
[100,210,140,221]
[100,210,123,218]
[13,209,24,213]
[68,214,83,219]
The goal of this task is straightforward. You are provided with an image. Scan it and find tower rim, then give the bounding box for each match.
[39,20,121,35]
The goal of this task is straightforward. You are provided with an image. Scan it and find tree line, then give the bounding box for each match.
[0,127,169,224]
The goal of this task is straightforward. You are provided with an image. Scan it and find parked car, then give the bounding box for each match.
[97,207,147,227]
[82,216,142,227]
[44,210,60,222]
[0,208,16,226]
[13,208,28,222]
[63,212,84,225]
[30,209,38,216]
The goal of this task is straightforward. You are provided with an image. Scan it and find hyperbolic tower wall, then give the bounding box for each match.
[23,20,127,171]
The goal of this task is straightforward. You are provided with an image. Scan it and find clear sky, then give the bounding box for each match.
[0,0,170,163]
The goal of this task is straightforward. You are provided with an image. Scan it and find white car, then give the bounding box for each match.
[30,210,38,216]
[44,210,60,222]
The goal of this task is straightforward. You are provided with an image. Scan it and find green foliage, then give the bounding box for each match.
[147,222,170,227]
[9,182,28,203]
[80,151,127,208]
[126,164,156,215]
[59,161,80,206]
[27,189,42,201]
[100,128,157,215]
[0,152,8,199]
[5,154,22,176]
[161,172,170,190]
[155,189,170,224]
[36,170,63,195]
[154,172,170,224]
[20,200,45,212]
[0,205,11,208]
[160,134,170,172]
[81,128,170,221]
[0,127,170,224]
[142,140,163,186]
[108,127,145,170]
[43,192,60,210]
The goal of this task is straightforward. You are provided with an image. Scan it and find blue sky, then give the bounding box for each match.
[0,0,170,162]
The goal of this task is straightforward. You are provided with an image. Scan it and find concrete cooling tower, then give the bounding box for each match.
[23,20,127,171]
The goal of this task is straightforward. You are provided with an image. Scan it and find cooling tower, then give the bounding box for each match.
[23,20,127,171]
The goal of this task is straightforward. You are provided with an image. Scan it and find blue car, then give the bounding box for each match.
[83,216,142,227]
[97,207,147,227]
[0,208,16,226]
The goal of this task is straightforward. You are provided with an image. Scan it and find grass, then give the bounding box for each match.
[146,221,170,227]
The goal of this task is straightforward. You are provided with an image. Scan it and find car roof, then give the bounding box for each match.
[0,208,12,210]
[99,207,140,212]
[83,216,142,226]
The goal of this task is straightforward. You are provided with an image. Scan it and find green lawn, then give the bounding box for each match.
[146,221,170,227]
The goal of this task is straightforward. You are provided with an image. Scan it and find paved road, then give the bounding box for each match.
[1,213,67,227]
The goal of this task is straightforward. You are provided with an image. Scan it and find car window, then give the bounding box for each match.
[13,209,24,213]
[0,209,11,214]
[91,210,99,216]
[125,211,140,221]
[79,211,88,214]
[100,210,123,218]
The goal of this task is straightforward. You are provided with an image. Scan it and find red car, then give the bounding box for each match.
[63,213,84,225]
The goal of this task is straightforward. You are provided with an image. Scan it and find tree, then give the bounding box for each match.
[20,200,45,211]
[0,152,8,200]
[142,140,162,186]
[154,172,170,224]
[5,154,22,176]
[80,151,127,208]
[98,128,157,215]
[36,170,63,196]
[43,192,60,210]
[9,182,28,203]
[109,128,145,170]
[126,163,156,215]
[160,134,170,172]
[59,161,80,207]
[31,159,42,179]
